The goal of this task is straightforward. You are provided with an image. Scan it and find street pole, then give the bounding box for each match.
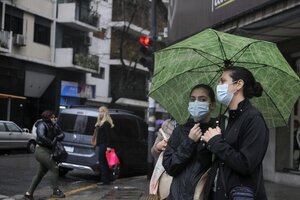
[147,0,157,179]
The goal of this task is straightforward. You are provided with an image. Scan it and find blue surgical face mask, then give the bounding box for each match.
[216,83,234,106]
[188,101,210,121]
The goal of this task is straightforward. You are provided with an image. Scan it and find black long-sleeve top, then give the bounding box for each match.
[96,121,111,146]
[203,99,269,200]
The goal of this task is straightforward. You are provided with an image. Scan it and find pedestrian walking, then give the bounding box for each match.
[95,106,114,185]
[23,110,65,200]
[201,66,269,200]
[162,84,218,200]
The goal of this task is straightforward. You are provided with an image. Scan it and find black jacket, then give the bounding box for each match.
[204,99,269,200]
[36,120,64,149]
[162,118,216,200]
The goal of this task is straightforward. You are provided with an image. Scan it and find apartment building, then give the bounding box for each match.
[0,0,167,127]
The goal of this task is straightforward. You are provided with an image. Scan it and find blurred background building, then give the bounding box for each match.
[0,0,167,128]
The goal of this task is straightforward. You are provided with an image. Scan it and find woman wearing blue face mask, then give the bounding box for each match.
[201,67,269,200]
[162,84,217,200]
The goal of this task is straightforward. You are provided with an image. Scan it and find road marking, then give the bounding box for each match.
[48,184,97,200]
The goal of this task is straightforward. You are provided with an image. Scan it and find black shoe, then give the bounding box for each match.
[51,188,65,198]
[23,194,34,200]
[97,181,111,186]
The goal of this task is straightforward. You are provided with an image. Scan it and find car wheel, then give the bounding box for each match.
[59,167,71,177]
[27,141,36,153]
[111,164,120,180]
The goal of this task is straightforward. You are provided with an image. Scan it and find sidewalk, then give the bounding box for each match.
[1,176,300,200]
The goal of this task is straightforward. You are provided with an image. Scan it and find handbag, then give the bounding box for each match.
[105,148,120,168]
[52,141,68,163]
[158,170,173,199]
[91,128,97,146]
[229,186,254,200]
[194,168,210,200]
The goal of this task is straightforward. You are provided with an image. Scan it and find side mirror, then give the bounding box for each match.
[23,128,30,133]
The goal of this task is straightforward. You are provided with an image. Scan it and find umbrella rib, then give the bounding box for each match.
[192,49,224,68]
[212,30,228,61]
[229,41,263,65]
[262,89,288,127]
[153,47,224,77]
[234,61,300,80]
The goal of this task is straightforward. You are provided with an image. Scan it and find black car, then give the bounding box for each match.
[57,107,148,179]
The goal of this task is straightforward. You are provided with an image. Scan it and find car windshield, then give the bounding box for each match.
[58,113,96,136]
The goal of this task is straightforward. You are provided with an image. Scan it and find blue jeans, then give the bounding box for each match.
[229,186,254,200]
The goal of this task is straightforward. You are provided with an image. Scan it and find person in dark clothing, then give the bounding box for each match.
[95,106,114,185]
[23,110,65,200]
[201,67,269,200]
[162,84,217,200]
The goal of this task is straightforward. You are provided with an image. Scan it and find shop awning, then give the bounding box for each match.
[0,93,26,99]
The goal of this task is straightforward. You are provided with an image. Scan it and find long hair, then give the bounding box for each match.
[95,106,114,128]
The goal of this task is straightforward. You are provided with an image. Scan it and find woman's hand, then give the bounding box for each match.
[156,139,168,151]
[201,126,221,143]
[188,123,202,142]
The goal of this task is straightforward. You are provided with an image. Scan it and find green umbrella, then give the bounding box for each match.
[149,28,300,128]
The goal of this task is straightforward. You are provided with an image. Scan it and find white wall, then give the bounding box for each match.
[12,0,54,19]
[86,0,113,99]
[11,13,52,62]
[264,128,300,187]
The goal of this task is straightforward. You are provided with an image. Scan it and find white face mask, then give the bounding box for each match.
[188,101,210,121]
[216,84,234,106]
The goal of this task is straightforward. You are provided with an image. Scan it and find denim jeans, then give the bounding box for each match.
[229,186,254,200]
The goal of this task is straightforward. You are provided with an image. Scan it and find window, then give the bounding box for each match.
[84,116,97,136]
[4,6,23,34]
[6,123,21,132]
[110,115,139,143]
[92,67,105,79]
[0,123,6,131]
[34,16,51,45]
[58,113,77,133]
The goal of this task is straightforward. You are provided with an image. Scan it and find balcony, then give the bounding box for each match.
[0,31,13,53]
[57,2,100,32]
[55,48,99,73]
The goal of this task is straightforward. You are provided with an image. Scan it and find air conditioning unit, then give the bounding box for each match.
[83,36,91,46]
[14,34,26,46]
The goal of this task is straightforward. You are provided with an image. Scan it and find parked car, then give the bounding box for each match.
[56,107,148,179]
[0,120,36,153]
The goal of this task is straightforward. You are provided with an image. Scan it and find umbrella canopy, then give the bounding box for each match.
[149,28,300,128]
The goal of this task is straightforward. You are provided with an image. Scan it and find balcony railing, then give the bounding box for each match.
[57,2,99,32]
[0,30,12,53]
[55,48,99,72]
[74,53,99,71]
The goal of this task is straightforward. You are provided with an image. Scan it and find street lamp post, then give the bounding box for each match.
[147,0,157,179]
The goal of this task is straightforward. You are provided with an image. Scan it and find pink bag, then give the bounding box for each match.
[105,148,120,168]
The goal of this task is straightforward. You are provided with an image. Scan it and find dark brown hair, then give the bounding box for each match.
[224,66,263,98]
[189,84,216,103]
[41,110,55,120]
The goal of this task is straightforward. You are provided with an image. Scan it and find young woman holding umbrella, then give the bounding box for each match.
[201,66,269,200]
[162,84,218,200]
